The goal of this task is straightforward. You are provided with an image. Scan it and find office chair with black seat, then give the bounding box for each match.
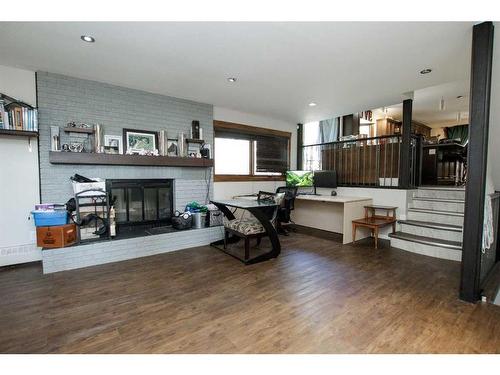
[276,186,298,235]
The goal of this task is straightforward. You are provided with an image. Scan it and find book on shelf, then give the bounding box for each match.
[0,93,38,132]
[1,103,38,132]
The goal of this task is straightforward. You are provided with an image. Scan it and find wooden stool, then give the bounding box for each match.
[352,205,397,249]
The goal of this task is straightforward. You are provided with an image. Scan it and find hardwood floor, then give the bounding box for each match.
[0,232,499,353]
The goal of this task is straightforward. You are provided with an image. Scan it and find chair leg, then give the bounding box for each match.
[352,223,356,244]
[374,227,379,249]
[224,229,228,249]
[244,237,250,260]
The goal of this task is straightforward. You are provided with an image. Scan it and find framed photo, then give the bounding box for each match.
[104,135,123,154]
[167,138,179,156]
[123,129,158,154]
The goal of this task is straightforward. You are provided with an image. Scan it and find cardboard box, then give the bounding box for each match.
[36,224,77,249]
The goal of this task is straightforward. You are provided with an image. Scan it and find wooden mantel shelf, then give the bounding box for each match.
[49,151,214,168]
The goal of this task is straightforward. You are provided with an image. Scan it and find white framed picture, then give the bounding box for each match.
[123,128,158,154]
[104,135,123,154]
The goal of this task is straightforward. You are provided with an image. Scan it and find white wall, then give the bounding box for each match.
[0,65,37,106]
[0,64,41,266]
[487,22,500,190]
[316,186,411,239]
[213,106,297,199]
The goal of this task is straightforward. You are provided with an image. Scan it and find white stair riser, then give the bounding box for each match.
[400,223,463,242]
[415,190,465,200]
[411,200,464,213]
[407,211,464,226]
[390,238,462,261]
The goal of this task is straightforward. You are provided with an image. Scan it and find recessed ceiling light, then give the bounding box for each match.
[456,95,464,99]
[227,77,237,83]
[420,68,432,75]
[308,102,317,107]
[81,35,95,43]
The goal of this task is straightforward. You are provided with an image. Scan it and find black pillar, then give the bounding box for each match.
[399,99,412,188]
[460,22,494,303]
[297,123,303,170]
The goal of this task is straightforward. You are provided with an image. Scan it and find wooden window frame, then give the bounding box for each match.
[213,120,291,182]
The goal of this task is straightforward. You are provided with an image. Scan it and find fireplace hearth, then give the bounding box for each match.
[106,179,174,238]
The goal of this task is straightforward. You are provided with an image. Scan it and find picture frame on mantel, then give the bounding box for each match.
[104,135,123,154]
[123,128,158,155]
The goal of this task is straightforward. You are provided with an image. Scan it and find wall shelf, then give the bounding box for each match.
[49,151,214,168]
[186,138,204,144]
[63,127,94,134]
[0,129,39,138]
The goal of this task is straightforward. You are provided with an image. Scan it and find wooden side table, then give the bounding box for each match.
[352,205,397,249]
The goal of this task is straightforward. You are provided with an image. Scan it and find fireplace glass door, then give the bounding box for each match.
[107,179,174,234]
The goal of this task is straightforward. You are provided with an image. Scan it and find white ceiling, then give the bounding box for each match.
[0,22,473,123]
[368,80,470,128]
[412,80,470,127]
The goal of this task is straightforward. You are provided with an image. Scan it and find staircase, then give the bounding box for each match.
[389,187,465,261]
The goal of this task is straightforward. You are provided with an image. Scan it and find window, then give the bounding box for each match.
[302,119,339,171]
[214,138,250,175]
[214,120,291,181]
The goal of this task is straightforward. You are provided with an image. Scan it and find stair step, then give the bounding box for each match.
[398,219,462,232]
[414,187,465,200]
[389,231,462,250]
[412,197,465,204]
[407,208,464,217]
[418,186,465,191]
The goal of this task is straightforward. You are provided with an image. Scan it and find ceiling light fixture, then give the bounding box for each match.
[420,68,432,75]
[439,96,445,111]
[227,77,237,83]
[456,95,464,99]
[81,35,95,43]
[308,102,317,107]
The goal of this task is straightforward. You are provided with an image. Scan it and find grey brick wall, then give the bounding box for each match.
[37,72,214,210]
[42,226,225,273]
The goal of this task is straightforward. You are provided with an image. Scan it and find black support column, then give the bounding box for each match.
[297,123,303,170]
[399,99,412,189]
[460,22,494,303]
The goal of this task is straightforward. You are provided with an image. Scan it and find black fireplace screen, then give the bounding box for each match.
[106,179,174,232]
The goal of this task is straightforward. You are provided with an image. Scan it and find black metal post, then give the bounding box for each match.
[297,123,303,170]
[460,21,494,303]
[399,99,412,188]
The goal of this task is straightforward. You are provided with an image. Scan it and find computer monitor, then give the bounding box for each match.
[286,170,314,187]
[314,170,337,188]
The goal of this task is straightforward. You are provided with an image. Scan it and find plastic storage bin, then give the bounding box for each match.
[32,210,68,227]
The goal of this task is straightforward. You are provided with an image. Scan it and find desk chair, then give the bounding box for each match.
[276,186,298,235]
[223,191,284,260]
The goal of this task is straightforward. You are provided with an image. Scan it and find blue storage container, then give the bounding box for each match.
[32,210,68,227]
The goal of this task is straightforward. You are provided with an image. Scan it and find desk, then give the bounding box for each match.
[209,199,280,264]
[291,195,373,244]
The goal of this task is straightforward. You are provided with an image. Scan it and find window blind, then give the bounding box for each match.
[255,135,289,173]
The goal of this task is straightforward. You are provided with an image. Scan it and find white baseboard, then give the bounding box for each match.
[0,243,42,266]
